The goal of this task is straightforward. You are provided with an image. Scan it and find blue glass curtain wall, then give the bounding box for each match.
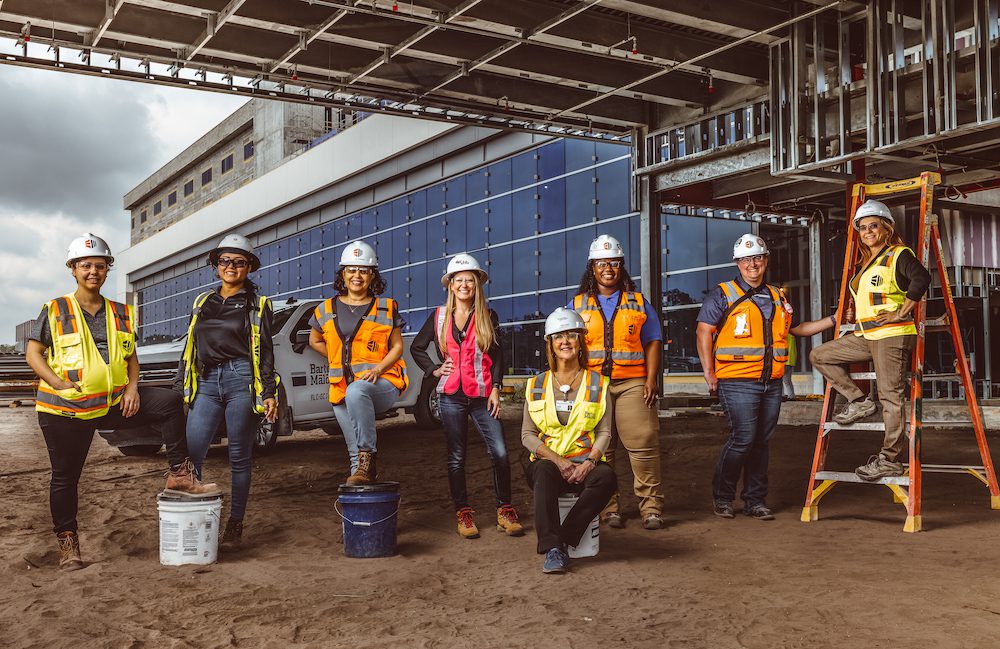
[137,139,638,374]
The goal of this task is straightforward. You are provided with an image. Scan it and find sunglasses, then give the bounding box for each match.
[217,257,250,269]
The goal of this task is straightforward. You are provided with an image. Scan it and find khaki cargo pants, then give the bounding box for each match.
[601,377,664,517]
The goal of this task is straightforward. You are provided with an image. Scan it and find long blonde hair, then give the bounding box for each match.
[855,217,906,269]
[438,273,495,352]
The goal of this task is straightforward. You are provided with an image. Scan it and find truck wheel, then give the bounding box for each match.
[414,379,441,430]
[256,385,290,454]
[118,444,163,457]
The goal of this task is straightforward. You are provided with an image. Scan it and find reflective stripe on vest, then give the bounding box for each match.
[35,295,133,419]
[712,282,790,381]
[851,245,918,341]
[181,291,278,414]
[572,291,647,380]
[316,296,408,405]
[525,369,608,461]
[435,306,493,398]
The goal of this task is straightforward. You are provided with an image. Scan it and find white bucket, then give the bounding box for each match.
[557,494,599,558]
[157,494,222,566]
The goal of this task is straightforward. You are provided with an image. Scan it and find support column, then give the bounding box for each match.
[809,215,824,395]
[633,128,663,394]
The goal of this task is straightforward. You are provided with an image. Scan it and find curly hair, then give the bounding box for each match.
[576,260,636,297]
[333,267,387,296]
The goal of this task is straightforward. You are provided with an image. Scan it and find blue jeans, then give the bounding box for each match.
[186,359,259,521]
[332,378,399,472]
[438,392,512,511]
[712,379,783,507]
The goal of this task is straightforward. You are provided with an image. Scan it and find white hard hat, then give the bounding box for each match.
[588,234,625,261]
[66,233,114,266]
[340,240,378,267]
[732,233,769,260]
[441,253,488,287]
[544,307,587,338]
[211,232,260,270]
[853,199,895,229]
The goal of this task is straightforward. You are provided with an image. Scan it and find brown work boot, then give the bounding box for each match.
[496,505,525,537]
[164,459,222,498]
[56,531,83,571]
[457,507,479,539]
[220,518,244,552]
[346,450,376,486]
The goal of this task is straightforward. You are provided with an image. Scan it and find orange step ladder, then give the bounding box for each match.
[801,171,1000,532]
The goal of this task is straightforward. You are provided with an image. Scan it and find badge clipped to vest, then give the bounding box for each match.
[733,310,751,337]
[555,399,574,413]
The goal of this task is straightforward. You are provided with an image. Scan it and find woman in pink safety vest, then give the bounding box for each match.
[411,253,524,540]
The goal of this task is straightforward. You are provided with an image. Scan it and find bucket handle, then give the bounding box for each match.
[334,501,399,528]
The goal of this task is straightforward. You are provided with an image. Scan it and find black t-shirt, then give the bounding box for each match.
[30,303,111,364]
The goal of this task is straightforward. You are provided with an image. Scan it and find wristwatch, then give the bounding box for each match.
[586,457,599,467]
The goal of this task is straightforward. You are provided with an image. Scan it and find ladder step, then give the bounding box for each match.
[848,372,877,380]
[909,463,986,474]
[925,325,951,333]
[824,421,886,432]
[815,471,910,485]
[922,373,961,380]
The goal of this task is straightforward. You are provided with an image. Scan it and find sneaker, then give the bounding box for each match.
[496,505,525,537]
[346,450,376,486]
[456,507,480,539]
[163,458,222,498]
[220,518,244,551]
[602,512,625,528]
[56,531,83,571]
[743,503,776,520]
[713,501,735,519]
[833,397,878,425]
[542,547,569,574]
[642,513,664,530]
[855,454,904,482]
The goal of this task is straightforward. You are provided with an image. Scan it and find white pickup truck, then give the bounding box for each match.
[99,298,441,455]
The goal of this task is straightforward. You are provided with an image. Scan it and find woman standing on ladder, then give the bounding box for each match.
[810,199,930,481]
[27,233,218,570]
[309,241,408,485]
[411,253,523,540]
[569,235,664,530]
[180,233,279,551]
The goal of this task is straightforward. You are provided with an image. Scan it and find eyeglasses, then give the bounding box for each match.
[451,277,477,285]
[551,332,581,342]
[343,266,373,276]
[594,260,624,270]
[217,257,250,269]
[737,254,768,265]
[75,262,109,272]
[857,222,883,232]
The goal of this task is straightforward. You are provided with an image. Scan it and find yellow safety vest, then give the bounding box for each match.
[851,245,918,340]
[36,294,135,419]
[524,369,609,462]
[181,291,276,414]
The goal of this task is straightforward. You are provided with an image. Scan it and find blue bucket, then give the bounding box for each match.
[336,482,400,558]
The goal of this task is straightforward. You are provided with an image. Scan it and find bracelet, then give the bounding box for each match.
[586,457,599,467]
[829,314,837,326]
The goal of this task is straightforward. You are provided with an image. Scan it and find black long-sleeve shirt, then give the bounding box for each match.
[174,288,277,400]
[411,308,504,389]
[851,247,931,301]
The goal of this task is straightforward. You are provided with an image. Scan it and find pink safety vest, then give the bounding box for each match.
[435,307,493,398]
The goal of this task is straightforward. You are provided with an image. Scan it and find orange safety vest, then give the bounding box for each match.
[313,297,408,405]
[572,291,648,380]
[435,307,493,398]
[713,281,791,381]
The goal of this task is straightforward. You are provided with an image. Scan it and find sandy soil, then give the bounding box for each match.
[2,402,999,649]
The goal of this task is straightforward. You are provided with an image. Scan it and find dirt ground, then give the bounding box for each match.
[2,403,999,649]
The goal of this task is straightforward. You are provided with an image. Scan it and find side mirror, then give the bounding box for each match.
[292,329,310,354]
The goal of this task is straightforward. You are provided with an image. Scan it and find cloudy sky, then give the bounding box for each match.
[0,64,246,344]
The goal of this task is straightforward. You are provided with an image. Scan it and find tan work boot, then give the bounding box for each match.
[164,459,222,498]
[456,507,480,539]
[56,531,83,571]
[220,518,244,552]
[496,505,525,537]
[346,450,376,486]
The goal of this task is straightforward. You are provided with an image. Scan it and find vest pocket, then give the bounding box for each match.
[618,311,644,343]
[116,331,135,358]
[56,333,84,368]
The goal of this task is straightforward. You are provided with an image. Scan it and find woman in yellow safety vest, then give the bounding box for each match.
[411,253,523,540]
[521,307,615,574]
[569,234,664,530]
[179,233,278,551]
[308,240,408,485]
[26,233,218,571]
[810,199,930,482]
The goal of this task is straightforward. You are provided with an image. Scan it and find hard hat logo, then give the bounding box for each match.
[85,239,95,248]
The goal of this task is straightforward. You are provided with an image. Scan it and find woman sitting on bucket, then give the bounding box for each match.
[521,308,615,574]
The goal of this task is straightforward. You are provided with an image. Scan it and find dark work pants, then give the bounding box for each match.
[526,459,616,554]
[438,392,512,511]
[38,386,187,534]
[712,379,782,507]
